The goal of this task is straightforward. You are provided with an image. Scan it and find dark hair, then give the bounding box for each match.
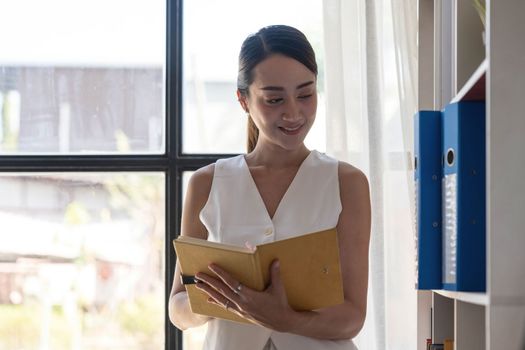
[237,25,318,153]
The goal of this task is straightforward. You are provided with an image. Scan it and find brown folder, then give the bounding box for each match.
[174,228,344,323]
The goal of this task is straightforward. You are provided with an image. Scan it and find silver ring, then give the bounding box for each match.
[225,300,230,310]
[234,282,243,294]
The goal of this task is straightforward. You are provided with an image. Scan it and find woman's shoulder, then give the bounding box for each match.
[191,163,215,185]
[187,164,215,202]
[337,161,369,193]
[189,154,245,191]
[313,150,368,184]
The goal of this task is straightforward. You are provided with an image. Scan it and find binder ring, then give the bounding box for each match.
[446,148,455,167]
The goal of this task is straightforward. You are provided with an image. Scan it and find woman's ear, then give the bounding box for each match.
[236,89,249,113]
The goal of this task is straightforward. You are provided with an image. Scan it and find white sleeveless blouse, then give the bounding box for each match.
[199,150,358,350]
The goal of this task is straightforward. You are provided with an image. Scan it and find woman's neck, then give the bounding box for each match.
[245,143,311,169]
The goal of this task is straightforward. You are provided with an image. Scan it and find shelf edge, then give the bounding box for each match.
[433,289,489,306]
[451,58,488,103]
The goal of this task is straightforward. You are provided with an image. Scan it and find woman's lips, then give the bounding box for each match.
[279,124,303,135]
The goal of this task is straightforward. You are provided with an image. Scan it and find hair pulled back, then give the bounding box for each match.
[237,25,318,153]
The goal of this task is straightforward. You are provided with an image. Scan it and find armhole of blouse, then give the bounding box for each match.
[335,161,344,215]
[198,162,218,230]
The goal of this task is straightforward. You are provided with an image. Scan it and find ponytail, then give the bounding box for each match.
[247,115,259,153]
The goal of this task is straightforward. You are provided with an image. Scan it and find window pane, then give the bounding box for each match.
[182,0,326,154]
[0,0,166,154]
[0,173,165,350]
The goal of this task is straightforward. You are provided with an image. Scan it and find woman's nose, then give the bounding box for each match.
[282,100,300,121]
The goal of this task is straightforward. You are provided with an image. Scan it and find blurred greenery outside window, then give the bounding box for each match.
[0,0,167,349]
[0,173,166,350]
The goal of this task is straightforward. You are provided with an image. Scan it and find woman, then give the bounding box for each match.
[169,25,371,350]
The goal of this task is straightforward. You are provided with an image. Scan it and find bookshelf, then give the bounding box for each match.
[417,1,525,349]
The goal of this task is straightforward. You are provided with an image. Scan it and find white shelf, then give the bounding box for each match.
[418,1,525,349]
[451,58,487,103]
[433,289,489,306]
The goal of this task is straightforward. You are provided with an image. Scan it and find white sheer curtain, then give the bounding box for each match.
[322,0,418,349]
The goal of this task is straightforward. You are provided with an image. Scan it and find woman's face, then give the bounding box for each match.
[241,54,317,151]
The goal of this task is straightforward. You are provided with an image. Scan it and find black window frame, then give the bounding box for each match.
[0,1,237,349]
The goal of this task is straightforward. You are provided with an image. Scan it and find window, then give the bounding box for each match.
[0,0,166,155]
[0,1,170,349]
[1,1,325,349]
[0,173,165,349]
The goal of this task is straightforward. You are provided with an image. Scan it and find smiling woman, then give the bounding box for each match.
[235,25,318,155]
[169,25,371,350]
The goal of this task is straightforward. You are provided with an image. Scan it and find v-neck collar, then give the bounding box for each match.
[241,150,315,223]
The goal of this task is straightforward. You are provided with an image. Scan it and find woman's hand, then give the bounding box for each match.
[194,260,296,332]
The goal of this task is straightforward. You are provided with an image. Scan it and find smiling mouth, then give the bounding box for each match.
[279,124,303,135]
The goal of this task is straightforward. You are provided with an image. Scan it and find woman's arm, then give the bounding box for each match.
[168,164,215,331]
[194,162,371,339]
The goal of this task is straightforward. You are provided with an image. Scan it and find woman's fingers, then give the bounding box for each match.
[207,297,251,320]
[194,262,293,329]
[197,282,250,319]
[195,280,236,308]
[195,270,248,312]
[207,264,247,297]
[268,260,284,293]
[195,272,238,302]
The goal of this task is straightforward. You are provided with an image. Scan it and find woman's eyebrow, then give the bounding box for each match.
[260,80,315,91]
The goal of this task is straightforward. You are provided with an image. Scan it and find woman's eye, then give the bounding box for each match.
[298,94,313,99]
[266,98,283,105]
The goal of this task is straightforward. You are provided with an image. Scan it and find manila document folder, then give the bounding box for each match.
[173,228,344,324]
